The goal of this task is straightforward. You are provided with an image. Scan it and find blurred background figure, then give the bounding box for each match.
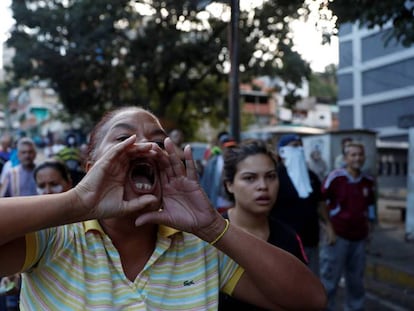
[271,134,327,277]
[308,146,328,182]
[55,133,85,186]
[334,137,353,169]
[0,133,13,175]
[200,131,237,213]
[320,141,375,311]
[43,132,65,159]
[0,137,37,197]
[0,137,19,185]
[34,159,73,195]
[0,159,73,311]
[219,139,308,310]
[0,137,37,311]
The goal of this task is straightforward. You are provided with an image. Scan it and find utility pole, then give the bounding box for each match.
[229,0,240,142]
[193,0,240,141]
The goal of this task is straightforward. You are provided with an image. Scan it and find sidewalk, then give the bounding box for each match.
[365,199,414,307]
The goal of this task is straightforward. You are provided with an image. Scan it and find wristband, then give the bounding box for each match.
[210,219,230,246]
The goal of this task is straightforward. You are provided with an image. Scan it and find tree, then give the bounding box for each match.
[7,0,312,134]
[309,63,337,104]
[327,0,414,47]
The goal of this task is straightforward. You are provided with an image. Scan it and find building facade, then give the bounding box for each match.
[240,77,337,131]
[337,22,414,142]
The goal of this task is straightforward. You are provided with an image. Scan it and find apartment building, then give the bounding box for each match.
[337,22,414,142]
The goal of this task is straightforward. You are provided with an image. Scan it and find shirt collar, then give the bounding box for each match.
[83,219,179,238]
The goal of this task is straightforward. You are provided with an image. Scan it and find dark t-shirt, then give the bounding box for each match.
[270,164,322,247]
[218,213,308,311]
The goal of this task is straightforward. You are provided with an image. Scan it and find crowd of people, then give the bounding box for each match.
[0,106,376,310]
[198,130,375,311]
[0,107,326,310]
[0,131,86,311]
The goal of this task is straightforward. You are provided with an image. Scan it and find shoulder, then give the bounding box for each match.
[323,168,347,188]
[327,168,347,178]
[361,173,375,182]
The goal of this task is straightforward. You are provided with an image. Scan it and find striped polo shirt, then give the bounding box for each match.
[20,220,243,310]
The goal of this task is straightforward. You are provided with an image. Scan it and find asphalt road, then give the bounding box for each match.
[335,285,412,311]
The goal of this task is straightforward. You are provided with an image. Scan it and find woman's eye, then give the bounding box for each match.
[116,135,130,142]
[155,141,165,149]
[243,176,255,182]
[268,173,278,180]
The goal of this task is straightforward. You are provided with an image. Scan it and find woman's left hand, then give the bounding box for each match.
[134,138,221,238]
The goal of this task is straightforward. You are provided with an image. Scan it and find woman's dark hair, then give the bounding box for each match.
[222,139,278,202]
[34,159,72,182]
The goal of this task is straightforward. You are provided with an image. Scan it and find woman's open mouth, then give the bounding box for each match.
[130,161,156,193]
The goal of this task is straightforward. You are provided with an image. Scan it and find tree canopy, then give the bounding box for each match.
[309,64,337,104]
[7,0,311,133]
[328,0,414,47]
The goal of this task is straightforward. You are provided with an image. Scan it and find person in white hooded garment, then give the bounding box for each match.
[270,134,331,276]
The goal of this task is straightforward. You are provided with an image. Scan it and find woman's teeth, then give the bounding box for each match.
[135,182,152,190]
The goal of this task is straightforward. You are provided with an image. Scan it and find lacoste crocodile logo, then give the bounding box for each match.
[183,280,195,286]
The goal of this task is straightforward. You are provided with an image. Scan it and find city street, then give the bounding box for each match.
[333,201,414,311]
[365,292,410,311]
[336,284,412,311]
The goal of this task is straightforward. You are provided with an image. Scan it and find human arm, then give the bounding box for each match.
[134,138,327,311]
[213,224,325,310]
[0,136,162,276]
[319,173,337,245]
[318,200,336,245]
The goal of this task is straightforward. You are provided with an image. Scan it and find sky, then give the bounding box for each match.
[290,0,339,72]
[0,0,13,69]
[291,20,338,72]
[0,0,338,72]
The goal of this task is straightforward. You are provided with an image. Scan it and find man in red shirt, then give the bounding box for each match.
[320,141,376,311]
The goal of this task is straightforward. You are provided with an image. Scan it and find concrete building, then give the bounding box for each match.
[240,76,337,131]
[337,22,414,239]
[337,22,414,142]
[6,82,72,140]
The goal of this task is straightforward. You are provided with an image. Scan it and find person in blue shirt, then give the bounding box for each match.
[200,131,236,213]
